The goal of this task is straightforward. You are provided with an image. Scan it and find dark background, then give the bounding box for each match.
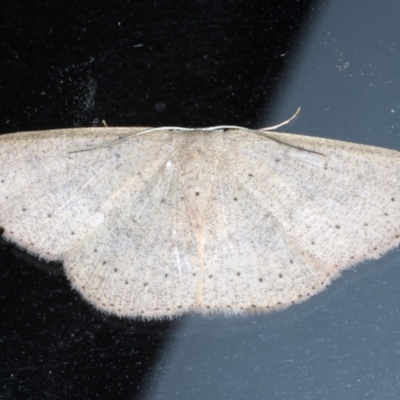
[1,1,400,399]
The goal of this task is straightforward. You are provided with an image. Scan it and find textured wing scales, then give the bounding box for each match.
[1,126,400,319]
